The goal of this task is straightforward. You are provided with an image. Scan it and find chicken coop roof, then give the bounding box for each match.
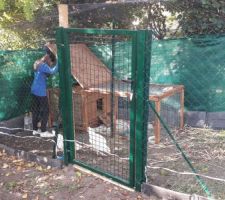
[70,44,112,89]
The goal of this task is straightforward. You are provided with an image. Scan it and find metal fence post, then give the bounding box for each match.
[56,27,75,164]
[129,33,137,188]
[135,30,152,191]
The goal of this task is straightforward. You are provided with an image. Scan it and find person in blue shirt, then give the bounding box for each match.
[31,43,58,135]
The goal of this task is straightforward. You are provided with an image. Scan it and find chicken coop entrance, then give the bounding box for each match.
[56,28,152,189]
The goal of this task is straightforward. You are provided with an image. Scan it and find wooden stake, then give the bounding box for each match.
[58,4,69,28]
[154,101,161,144]
[180,88,184,129]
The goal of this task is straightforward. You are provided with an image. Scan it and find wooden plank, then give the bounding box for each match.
[87,86,183,102]
[157,85,184,100]
[149,95,159,102]
[85,88,127,98]
[86,93,98,125]
[142,183,208,200]
[81,92,88,132]
[70,44,112,89]
[72,87,88,131]
[47,88,60,128]
[113,95,118,136]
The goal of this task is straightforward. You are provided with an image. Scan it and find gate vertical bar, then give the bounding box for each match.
[129,33,137,187]
[135,30,152,191]
[56,27,75,164]
[56,27,68,165]
[110,34,115,137]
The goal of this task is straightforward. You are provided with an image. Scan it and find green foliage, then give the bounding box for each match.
[71,0,225,38]
[20,0,37,21]
[0,0,59,50]
[0,0,5,11]
[0,0,58,22]
[0,0,225,50]
[167,0,225,36]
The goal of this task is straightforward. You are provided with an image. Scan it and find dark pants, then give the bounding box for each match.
[32,95,49,132]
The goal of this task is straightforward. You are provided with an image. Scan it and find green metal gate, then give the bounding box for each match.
[56,28,152,189]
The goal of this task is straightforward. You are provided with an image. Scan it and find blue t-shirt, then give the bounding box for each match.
[31,62,58,96]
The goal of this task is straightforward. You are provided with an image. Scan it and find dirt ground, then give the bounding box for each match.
[0,126,131,181]
[0,130,55,158]
[0,149,157,200]
[147,126,225,200]
[2,123,225,199]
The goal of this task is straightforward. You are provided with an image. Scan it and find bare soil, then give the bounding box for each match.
[0,130,54,157]
[2,124,224,199]
[0,149,156,200]
[147,126,225,200]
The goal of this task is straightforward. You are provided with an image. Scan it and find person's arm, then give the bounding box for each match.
[33,56,46,71]
[39,62,59,75]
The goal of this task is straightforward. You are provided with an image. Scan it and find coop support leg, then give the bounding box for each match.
[82,93,88,132]
[180,88,184,130]
[154,101,161,144]
[113,95,118,135]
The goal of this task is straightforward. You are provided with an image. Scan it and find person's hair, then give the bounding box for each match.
[48,51,56,63]
[44,46,56,63]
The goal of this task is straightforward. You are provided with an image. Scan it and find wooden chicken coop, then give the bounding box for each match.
[48,44,118,133]
[70,44,119,132]
[87,80,184,144]
[48,43,184,143]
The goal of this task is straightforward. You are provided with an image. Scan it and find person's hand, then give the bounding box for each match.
[41,55,49,62]
[45,54,57,67]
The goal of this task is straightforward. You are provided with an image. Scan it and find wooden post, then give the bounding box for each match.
[154,101,161,144]
[113,95,119,135]
[180,88,184,129]
[47,89,52,128]
[58,4,69,28]
[82,92,88,132]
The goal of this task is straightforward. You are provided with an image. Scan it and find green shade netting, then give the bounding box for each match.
[90,34,225,112]
[1,34,225,121]
[0,50,43,121]
[0,48,60,121]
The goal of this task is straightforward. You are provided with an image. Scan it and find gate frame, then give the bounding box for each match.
[56,27,152,190]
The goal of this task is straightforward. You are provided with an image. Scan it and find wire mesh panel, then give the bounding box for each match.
[141,1,225,199]
[1,1,225,198]
[70,34,132,183]
[0,50,43,122]
[56,28,152,187]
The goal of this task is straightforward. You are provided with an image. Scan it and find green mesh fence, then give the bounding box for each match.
[1,34,225,121]
[0,49,44,121]
[1,1,224,198]
[91,34,225,112]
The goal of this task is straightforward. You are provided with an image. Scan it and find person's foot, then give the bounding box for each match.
[40,131,55,138]
[32,130,40,135]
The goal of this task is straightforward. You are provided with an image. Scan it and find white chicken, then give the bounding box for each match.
[56,134,83,152]
[75,141,83,151]
[56,133,64,152]
[88,127,110,155]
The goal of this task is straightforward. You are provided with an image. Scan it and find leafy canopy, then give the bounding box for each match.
[0,0,59,49]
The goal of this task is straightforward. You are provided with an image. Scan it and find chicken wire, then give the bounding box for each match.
[1,1,225,198]
[143,1,225,199]
[56,28,152,187]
